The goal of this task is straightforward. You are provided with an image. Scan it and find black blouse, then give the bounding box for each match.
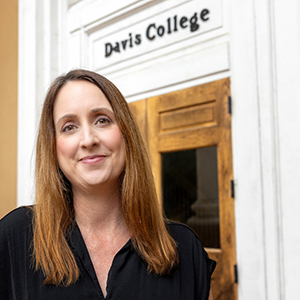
[0,207,216,300]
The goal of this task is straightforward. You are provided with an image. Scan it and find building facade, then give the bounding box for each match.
[1,0,299,299]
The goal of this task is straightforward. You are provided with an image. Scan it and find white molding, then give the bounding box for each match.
[253,0,283,298]
[18,0,62,206]
[108,41,230,101]
[229,0,267,298]
[273,1,300,298]
[124,70,231,103]
[68,0,166,33]
[68,0,81,8]
[18,0,38,207]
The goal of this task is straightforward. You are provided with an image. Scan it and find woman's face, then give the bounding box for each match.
[53,80,125,192]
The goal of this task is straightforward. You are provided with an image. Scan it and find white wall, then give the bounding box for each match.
[18,0,300,299]
[230,0,300,299]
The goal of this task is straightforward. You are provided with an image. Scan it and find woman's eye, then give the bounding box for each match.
[96,117,110,125]
[62,124,76,132]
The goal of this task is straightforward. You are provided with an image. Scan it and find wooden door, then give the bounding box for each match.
[129,78,237,300]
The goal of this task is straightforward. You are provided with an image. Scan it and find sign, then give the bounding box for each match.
[91,0,222,70]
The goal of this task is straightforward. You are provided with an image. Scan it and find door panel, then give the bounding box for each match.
[129,78,237,300]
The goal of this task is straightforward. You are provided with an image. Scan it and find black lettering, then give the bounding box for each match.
[200,9,210,21]
[146,23,156,40]
[190,13,199,32]
[167,18,172,34]
[173,15,178,32]
[121,39,128,50]
[114,42,120,53]
[157,25,165,37]
[135,34,141,45]
[105,43,113,57]
[180,16,188,28]
[129,33,133,47]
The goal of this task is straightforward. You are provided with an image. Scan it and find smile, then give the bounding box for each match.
[79,155,106,164]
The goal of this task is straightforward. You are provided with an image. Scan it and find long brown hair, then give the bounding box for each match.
[33,69,178,286]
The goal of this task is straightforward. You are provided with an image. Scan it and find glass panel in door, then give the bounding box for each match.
[162,146,220,248]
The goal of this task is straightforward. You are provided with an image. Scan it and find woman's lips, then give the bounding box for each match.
[79,155,105,164]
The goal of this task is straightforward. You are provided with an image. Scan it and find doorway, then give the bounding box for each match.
[129,78,237,300]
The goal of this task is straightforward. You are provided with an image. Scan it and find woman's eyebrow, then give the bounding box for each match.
[56,108,114,125]
[90,107,113,114]
[56,114,77,124]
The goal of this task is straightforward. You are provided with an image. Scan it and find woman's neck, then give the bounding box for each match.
[72,184,125,233]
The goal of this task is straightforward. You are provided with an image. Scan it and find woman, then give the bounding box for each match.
[0,69,215,299]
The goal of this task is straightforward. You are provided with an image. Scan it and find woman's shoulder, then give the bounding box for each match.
[167,220,216,275]
[0,206,33,234]
[167,220,201,244]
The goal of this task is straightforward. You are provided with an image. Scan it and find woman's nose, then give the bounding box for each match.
[79,126,99,148]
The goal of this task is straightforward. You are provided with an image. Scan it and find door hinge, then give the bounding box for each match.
[234,264,238,283]
[228,96,232,114]
[231,180,235,198]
